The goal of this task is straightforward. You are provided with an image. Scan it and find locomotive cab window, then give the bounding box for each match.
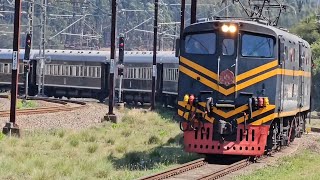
[241,34,274,58]
[185,33,216,54]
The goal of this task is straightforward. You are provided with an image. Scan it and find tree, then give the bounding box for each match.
[291,15,320,45]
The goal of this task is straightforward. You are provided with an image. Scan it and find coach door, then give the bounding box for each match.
[216,32,238,104]
[299,42,304,108]
[279,37,286,112]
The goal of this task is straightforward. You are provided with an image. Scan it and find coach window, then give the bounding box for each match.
[71,66,75,76]
[185,33,216,54]
[59,65,63,75]
[54,65,59,76]
[97,67,101,78]
[0,64,4,73]
[62,65,66,76]
[222,39,235,56]
[19,64,24,74]
[241,34,274,58]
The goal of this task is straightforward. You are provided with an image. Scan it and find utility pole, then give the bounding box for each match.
[151,0,159,111]
[191,0,197,24]
[80,1,87,49]
[225,0,229,17]
[27,0,34,45]
[2,0,22,136]
[23,0,34,99]
[105,0,117,122]
[180,0,185,41]
[38,0,47,96]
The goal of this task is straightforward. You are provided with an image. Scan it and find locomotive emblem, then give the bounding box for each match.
[219,69,235,86]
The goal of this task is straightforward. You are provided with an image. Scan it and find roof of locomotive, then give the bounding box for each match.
[185,19,310,48]
[0,49,178,63]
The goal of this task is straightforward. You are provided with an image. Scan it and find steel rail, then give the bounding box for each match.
[0,97,87,117]
[197,159,251,180]
[0,105,85,117]
[138,158,207,180]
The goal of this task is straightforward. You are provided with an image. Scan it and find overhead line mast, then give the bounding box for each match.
[151,0,159,110]
[191,0,197,24]
[105,0,117,123]
[232,0,287,26]
[38,0,47,96]
[3,0,22,136]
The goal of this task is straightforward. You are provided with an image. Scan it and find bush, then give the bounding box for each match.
[17,100,37,109]
[70,138,79,147]
[148,135,161,145]
[87,143,98,153]
[0,132,5,141]
[106,138,115,145]
[51,141,63,150]
[115,144,127,154]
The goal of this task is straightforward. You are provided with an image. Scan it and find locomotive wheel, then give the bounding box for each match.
[98,97,105,103]
[266,121,279,153]
[295,115,304,138]
[290,120,296,142]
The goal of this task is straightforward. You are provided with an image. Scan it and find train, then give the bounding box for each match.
[178,19,312,156]
[0,49,179,105]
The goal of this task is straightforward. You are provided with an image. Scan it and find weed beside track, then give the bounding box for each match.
[0,109,200,180]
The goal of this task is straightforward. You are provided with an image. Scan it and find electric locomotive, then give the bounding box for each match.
[178,20,311,156]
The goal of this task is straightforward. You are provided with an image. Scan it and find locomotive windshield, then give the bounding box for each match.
[241,34,274,58]
[185,33,216,54]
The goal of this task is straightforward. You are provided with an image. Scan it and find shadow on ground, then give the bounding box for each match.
[109,134,201,171]
[124,103,178,122]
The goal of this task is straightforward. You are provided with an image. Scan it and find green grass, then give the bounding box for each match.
[308,119,320,128]
[0,109,200,179]
[236,141,320,180]
[16,99,37,109]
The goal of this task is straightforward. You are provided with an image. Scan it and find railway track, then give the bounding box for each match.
[196,159,251,180]
[0,97,86,117]
[138,158,207,180]
[0,105,85,117]
[138,157,251,180]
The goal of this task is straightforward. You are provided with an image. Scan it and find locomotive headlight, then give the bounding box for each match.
[229,25,237,33]
[221,24,229,32]
[221,24,237,33]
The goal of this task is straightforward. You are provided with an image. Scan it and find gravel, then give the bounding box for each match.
[0,98,11,111]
